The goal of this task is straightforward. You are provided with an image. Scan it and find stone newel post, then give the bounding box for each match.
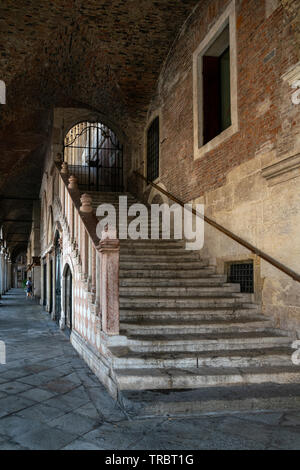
[98,228,120,335]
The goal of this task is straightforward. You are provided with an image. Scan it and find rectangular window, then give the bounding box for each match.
[192,0,238,159]
[203,24,231,145]
[228,261,254,293]
[147,117,159,182]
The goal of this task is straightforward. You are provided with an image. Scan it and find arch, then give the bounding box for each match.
[47,206,53,245]
[62,259,74,332]
[148,181,170,206]
[54,229,62,325]
[63,120,124,192]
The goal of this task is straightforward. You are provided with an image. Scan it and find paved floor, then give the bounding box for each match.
[0,289,300,450]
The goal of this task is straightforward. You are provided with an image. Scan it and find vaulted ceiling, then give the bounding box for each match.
[0,0,200,256]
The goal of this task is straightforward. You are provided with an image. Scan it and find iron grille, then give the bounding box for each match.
[147,117,159,182]
[228,262,254,293]
[64,122,123,192]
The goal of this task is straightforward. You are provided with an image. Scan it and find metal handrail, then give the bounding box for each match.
[134,171,300,283]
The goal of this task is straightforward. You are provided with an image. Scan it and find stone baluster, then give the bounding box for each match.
[80,193,93,213]
[68,175,78,190]
[61,162,69,174]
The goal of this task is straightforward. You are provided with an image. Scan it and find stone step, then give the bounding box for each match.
[119,295,243,309]
[120,254,201,263]
[119,285,241,297]
[119,383,300,417]
[119,269,216,278]
[119,261,209,270]
[120,240,185,247]
[119,277,227,287]
[124,331,291,352]
[114,365,300,391]
[120,248,197,256]
[120,317,272,335]
[109,346,293,369]
[119,306,260,321]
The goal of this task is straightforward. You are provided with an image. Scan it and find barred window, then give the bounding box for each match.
[228,261,254,293]
[147,117,159,182]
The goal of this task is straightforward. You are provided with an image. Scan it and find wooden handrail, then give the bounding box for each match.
[134,171,300,283]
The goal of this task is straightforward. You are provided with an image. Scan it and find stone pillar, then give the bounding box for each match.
[0,249,3,296]
[7,260,12,290]
[97,228,120,335]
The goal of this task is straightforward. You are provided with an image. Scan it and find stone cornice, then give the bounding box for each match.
[261,152,300,185]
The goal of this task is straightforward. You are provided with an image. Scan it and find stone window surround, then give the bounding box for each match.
[192,0,238,160]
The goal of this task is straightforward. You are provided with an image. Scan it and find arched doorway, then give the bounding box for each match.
[54,231,61,324]
[63,121,123,192]
[64,265,72,331]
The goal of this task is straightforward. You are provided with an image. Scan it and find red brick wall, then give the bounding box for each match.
[136,0,299,203]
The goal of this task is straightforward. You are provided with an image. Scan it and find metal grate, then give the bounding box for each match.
[147,117,159,182]
[64,122,123,192]
[228,262,254,293]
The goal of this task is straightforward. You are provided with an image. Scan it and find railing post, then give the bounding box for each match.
[97,228,120,335]
[80,193,93,213]
[61,162,68,174]
[68,175,78,190]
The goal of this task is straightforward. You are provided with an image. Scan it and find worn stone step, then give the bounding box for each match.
[119,277,227,287]
[120,306,260,321]
[114,365,300,391]
[119,268,216,278]
[119,383,300,417]
[120,249,198,257]
[120,254,201,262]
[124,331,291,352]
[120,261,210,270]
[119,295,243,309]
[120,239,185,247]
[120,317,272,335]
[119,285,241,297]
[110,346,293,369]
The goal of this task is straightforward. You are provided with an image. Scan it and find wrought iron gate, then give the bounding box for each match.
[64,121,123,192]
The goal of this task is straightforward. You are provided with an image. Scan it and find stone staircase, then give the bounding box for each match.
[86,191,300,416]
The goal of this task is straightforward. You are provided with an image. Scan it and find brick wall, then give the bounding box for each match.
[134,0,299,203]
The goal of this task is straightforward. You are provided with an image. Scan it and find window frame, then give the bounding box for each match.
[192,0,238,160]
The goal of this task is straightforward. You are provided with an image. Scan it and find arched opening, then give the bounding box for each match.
[54,231,62,324]
[64,264,72,331]
[42,258,47,307]
[63,121,123,192]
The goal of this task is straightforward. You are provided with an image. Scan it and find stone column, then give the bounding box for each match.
[0,249,3,296]
[97,228,120,335]
[7,260,12,290]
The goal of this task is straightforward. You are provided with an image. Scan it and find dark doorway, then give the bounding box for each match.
[64,265,72,331]
[54,232,61,324]
[49,259,53,314]
[43,260,47,307]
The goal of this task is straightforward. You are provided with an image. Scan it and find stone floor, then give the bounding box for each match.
[0,289,300,450]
